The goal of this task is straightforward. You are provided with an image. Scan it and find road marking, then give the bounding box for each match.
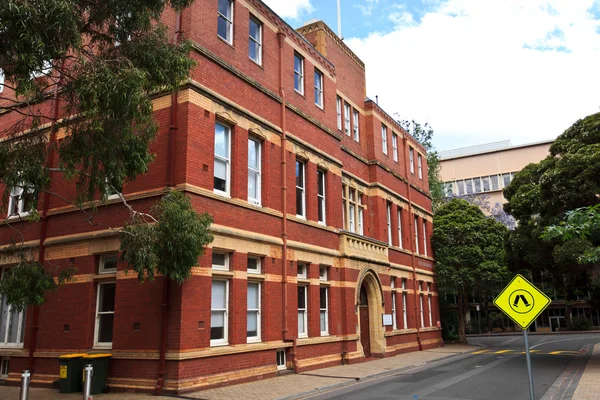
[472,349,580,356]
[529,336,599,350]
[495,350,512,354]
[472,350,488,354]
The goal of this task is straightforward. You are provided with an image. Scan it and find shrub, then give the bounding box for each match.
[571,316,592,331]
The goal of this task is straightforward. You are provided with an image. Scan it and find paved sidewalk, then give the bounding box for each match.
[572,343,600,400]
[0,345,476,399]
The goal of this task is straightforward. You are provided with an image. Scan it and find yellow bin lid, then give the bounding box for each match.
[83,353,112,359]
[59,354,87,359]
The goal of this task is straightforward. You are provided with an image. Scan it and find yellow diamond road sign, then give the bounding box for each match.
[493,274,551,330]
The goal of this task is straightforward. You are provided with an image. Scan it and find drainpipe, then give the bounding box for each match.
[277,31,295,367]
[402,136,422,351]
[154,10,183,396]
[28,60,66,373]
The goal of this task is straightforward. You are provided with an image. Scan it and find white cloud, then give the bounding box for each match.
[346,0,600,151]
[262,0,314,20]
[355,0,380,17]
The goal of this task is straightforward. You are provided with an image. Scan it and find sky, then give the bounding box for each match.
[262,0,600,151]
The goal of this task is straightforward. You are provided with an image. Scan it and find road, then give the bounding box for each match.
[307,333,600,400]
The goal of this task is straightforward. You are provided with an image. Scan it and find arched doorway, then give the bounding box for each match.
[357,269,385,357]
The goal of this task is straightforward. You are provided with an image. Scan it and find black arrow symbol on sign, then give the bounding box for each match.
[513,294,531,307]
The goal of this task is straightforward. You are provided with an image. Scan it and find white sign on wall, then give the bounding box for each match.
[382,314,393,326]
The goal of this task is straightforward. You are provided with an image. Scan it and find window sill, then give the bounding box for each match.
[92,344,113,350]
[213,189,231,198]
[246,338,262,344]
[210,341,230,347]
[294,89,305,98]
[315,103,324,111]
[320,332,329,336]
[217,35,234,48]
[6,212,30,221]
[212,270,234,278]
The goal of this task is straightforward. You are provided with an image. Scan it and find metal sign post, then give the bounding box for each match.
[19,370,30,400]
[523,329,535,400]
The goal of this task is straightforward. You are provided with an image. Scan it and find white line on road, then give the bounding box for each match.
[529,336,599,350]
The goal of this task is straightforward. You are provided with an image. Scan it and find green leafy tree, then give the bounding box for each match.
[433,199,509,343]
[503,112,600,318]
[0,0,213,309]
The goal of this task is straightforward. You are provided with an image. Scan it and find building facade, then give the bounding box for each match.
[439,139,600,332]
[0,0,441,393]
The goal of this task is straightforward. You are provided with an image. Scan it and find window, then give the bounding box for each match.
[249,17,262,64]
[414,216,419,254]
[314,70,323,108]
[317,170,326,224]
[428,295,433,327]
[217,0,233,44]
[95,282,115,347]
[343,185,365,235]
[502,173,512,188]
[0,270,26,347]
[0,69,4,93]
[456,180,465,195]
[247,282,261,342]
[392,134,398,162]
[114,13,133,46]
[482,176,490,192]
[7,183,35,218]
[391,279,397,330]
[0,357,9,378]
[276,349,286,370]
[31,60,52,78]
[214,123,231,195]
[319,266,328,281]
[358,194,364,235]
[344,103,351,136]
[99,254,118,274]
[353,109,359,141]
[418,154,423,179]
[248,137,261,205]
[336,97,342,130]
[381,125,388,154]
[402,279,408,329]
[490,175,500,191]
[295,160,306,218]
[294,54,304,94]
[465,179,473,194]
[247,256,261,274]
[105,176,122,200]
[422,221,428,257]
[348,188,356,232]
[420,294,425,328]
[298,286,307,337]
[320,287,329,335]
[211,280,229,346]
[409,147,415,173]
[387,203,392,245]
[212,252,229,271]
[473,177,481,193]
[397,209,403,248]
[444,182,454,197]
[297,263,307,279]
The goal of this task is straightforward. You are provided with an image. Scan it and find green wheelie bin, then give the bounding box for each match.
[58,353,87,393]
[82,353,112,395]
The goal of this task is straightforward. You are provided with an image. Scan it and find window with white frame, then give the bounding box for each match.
[7,183,35,218]
[294,53,304,94]
[314,69,323,108]
[414,216,420,254]
[217,0,233,44]
[319,265,328,281]
[0,269,26,347]
[212,252,229,271]
[297,263,307,279]
[353,109,359,141]
[298,286,307,337]
[423,221,428,257]
[0,69,4,93]
[248,137,261,205]
[95,282,115,347]
[276,349,286,370]
[391,279,397,330]
[358,194,364,235]
[402,278,408,329]
[320,287,329,335]
[381,125,388,154]
[31,60,52,78]
[392,133,398,162]
[409,147,415,174]
[99,253,118,274]
[105,175,122,200]
[397,208,403,249]
[247,256,261,274]
[420,294,425,328]
[248,16,262,64]
[428,295,433,327]
[343,185,365,235]
[214,123,231,195]
[317,169,326,224]
[211,280,229,346]
[344,103,351,136]
[336,97,342,130]
[418,154,423,179]
[0,357,9,378]
[295,160,306,218]
[247,282,261,342]
[348,188,356,232]
[387,203,393,245]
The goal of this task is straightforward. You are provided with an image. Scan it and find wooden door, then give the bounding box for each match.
[360,306,371,357]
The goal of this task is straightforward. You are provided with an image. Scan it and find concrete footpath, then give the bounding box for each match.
[572,343,600,400]
[0,345,476,400]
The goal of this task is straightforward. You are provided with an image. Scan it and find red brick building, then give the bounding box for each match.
[0,0,441,393]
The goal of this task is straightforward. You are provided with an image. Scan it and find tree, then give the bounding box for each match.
[0,1,212,309]
[503,112,600,317]
[432,199,509,342]
[398,119,445,212]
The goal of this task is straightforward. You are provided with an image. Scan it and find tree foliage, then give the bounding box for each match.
[433,199,509,342]
[0,0,212,309]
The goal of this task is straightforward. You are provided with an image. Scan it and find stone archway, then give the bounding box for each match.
[356,269,385,357]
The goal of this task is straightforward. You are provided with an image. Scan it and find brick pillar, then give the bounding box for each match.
[328,173,343,229]
[306,162,318,222]
[308,264,320,337]
[402,208,411,251]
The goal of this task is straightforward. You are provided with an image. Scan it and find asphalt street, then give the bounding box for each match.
[307,333,600,400]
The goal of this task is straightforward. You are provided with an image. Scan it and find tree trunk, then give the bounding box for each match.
[457,290,468,343]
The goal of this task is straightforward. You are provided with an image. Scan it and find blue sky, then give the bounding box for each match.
[264,1,600,151]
